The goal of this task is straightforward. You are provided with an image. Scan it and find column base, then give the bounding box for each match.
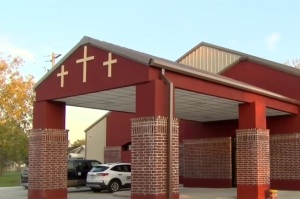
[132,193,179,199]
[28,188,67,199]
[271,179,300,190]
[179,176,184,184]
[237,184,269,199]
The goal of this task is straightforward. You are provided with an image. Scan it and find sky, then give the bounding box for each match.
[1,0,300,143]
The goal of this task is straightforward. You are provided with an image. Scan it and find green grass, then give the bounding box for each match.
[0,171,21,187]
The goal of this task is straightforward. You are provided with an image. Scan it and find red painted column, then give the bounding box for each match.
[29,101,68,199]
[33,101,66,129]
[135,79,169,117]
[131,79,179,199]
[237,102,270,199]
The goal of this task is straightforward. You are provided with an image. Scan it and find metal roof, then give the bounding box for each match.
[35,36,300,105]
[176,42,300,77]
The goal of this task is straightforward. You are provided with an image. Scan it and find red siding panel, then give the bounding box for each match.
[36,45,150,101]
[221,61,300,101]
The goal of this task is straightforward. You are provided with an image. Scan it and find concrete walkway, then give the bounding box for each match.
[114,187,300,199]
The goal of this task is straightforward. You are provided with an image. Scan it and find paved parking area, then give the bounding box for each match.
[1,186,300,199]
[0,187,124,199]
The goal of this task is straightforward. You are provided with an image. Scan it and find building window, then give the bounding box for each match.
[122,142,131,151]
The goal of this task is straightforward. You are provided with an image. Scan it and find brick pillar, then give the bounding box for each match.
[28,129,68,199]
[236,129,270,199]
[131,116,179,199]
[104,146,121,163]
[183,137,232,187]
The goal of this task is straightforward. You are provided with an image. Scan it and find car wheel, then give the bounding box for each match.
[108,180,121,192]
[91,188,101,192]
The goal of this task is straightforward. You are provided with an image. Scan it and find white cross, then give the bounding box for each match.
[103,52,117,77]
[76,45,94,82]
[57,65,68,87]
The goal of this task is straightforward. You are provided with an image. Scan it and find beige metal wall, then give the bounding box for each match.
[179,46,241,73]
[85,118,106,163]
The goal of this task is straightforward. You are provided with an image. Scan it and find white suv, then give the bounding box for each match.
[86,163,131,192]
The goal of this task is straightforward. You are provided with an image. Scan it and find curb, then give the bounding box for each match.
[112,191,131,198]
[112,192,193,199]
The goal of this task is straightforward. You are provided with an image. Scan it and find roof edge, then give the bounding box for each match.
[218,57,243,74]
[176,41,248,63]
[34,36,154,90]
[176,42,205,63]
[219,56,300,78]
[84,111,111,132]
[247,56,300,77]
[82,37,151,65]
[150,58,300,106]
[34,36,90,90]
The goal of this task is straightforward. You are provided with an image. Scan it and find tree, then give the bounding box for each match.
[0,54,35,130]
[284,59,300,69]
[0,121,28,174]
[71,139,86,148]
[0,53,34,174]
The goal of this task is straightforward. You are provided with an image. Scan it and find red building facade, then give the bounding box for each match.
[31,37,300,199]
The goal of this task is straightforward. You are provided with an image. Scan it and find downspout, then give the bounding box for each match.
[160,68,174,199]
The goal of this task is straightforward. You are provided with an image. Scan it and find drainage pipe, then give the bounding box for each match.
[160,68,174,199]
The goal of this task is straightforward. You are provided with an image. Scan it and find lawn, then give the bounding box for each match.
[0,171,21,187]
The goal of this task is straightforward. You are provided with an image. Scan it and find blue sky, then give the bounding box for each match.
[1,0,300,142]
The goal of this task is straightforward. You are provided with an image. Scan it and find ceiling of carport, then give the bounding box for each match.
[175,89,289,122]
[54,86,290,122]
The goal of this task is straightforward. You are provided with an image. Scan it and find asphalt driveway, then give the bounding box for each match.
[0,187,123,199]
[2,186,300,199]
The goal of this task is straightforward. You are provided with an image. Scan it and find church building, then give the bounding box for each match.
[30,36,300,199]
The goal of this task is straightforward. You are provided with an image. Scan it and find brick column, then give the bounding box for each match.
[104,146,121,163]
[131,116,179,199]
[28,129,68,199]
[236,129,270,199]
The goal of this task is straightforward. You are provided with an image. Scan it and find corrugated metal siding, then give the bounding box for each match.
[86,118,106,163]
[179,46,241,73]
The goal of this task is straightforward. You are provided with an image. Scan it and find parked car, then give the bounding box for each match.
[20,167,29,188]
[86,163,131,192]
[20,159,101,189]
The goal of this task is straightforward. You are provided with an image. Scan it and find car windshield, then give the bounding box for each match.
[90,166,109,172]
[22,169,28,175]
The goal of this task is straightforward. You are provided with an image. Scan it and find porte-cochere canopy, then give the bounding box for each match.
[31,36,300,199]
[35,36,299,122]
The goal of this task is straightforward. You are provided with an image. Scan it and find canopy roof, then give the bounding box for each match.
[35,36,299,122]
